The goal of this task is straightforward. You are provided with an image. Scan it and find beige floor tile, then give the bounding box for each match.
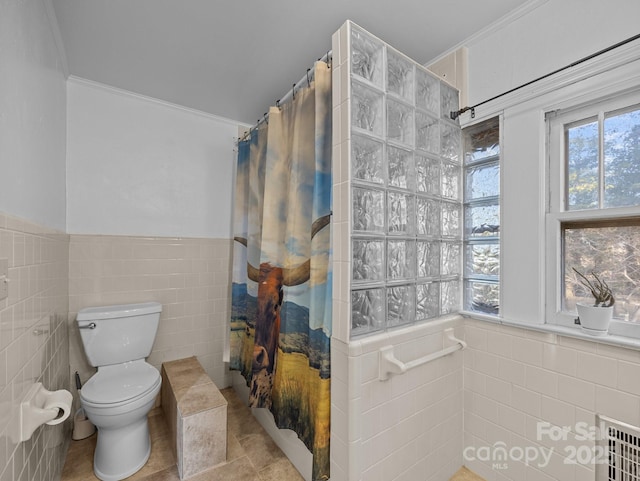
[226,408,266,440]
[238,431,287,471]
[450,466,487,481]
[188,456,261,481]
[137,466,180,481]
[61,433,99,481]
[258,457,305,481]
[221,387,246,412]
[226,431,245,463]
[61,388,304,481]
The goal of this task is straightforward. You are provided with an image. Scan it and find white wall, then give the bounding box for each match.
[0,3,71,481]
[456,2,640,480]
[0,0,68,231]
[455,0,640,323]
[66,77,241,238]
[465,0,640,108]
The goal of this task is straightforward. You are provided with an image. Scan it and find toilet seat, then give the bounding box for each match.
[81,360,160,408]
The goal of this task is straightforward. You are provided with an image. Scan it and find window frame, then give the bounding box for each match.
[546,88,640,338]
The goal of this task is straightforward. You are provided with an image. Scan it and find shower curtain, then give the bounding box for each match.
[230,60,332,481]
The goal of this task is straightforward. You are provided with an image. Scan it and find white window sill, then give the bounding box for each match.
[460,311,640,351]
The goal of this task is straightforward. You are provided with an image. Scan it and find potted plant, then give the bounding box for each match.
[572,268,615,336]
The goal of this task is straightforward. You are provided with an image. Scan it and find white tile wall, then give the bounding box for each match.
[0,212,70,481]
[68,235,232,390]
[0,226,232,481]
[331,317,465,481]
[330,18,640,481]
[464,317,640,481]
[331,22,353,345]
[56,223,640,481]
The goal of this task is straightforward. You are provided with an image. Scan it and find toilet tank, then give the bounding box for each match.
[76,302,162,367]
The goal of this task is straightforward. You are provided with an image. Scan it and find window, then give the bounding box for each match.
[563,219,640,322]
[463,117,500,316]
[547,90,640,334]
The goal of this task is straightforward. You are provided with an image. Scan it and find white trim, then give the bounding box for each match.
[463,313,640,351]
[458,39,640,343]
[67,76,250,128]
[347,315,464,357]
[426,0,549,66]
[459,37,640,126]
[546,88,640,330]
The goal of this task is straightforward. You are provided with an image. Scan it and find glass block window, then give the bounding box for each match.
[462,117,500,316]
[349,24,462,337]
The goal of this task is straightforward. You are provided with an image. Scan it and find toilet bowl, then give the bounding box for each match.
[76,302,162,481]
[81,360,161,480]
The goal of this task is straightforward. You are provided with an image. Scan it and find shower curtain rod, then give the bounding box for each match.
[239,50,332,142]
[450,32,640,121]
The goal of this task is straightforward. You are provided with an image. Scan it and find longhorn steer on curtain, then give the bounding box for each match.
[235,214,330,408]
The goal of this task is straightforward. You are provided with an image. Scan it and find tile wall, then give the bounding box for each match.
[464,317,640,481]
[330,21,465,481]
[0,212,70,481]
[331,317,465,481]
[68,235,232,390]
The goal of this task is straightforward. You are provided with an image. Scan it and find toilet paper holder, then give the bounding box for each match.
[14,382,73,443]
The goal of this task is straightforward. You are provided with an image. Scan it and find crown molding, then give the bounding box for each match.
[67,76,249,128]
[426,0,549,66]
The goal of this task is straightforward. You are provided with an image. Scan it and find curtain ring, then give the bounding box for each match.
[292,84,296,100]
[276,99,280,110]
[306,68,311,87]
[240,127,252,142]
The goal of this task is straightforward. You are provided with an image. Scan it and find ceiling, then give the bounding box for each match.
[52,0,531,125]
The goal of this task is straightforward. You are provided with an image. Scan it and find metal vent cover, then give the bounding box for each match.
[597,415,640,481]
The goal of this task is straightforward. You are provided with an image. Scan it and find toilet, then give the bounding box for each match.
[76,302,162,481]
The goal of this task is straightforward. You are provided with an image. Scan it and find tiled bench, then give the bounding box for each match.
[161,357,227,479]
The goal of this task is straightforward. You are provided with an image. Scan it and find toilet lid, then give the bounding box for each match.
[81,361,160,405]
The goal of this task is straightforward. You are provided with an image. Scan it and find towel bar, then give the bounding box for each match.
[378,328,466,381]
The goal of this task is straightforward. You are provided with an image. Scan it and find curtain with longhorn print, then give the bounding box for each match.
[230,61,332,481]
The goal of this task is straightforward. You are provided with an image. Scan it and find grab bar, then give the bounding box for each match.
[378,328,466,381]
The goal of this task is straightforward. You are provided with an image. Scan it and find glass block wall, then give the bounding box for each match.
[348,24,463,337]
[462,117,500,315]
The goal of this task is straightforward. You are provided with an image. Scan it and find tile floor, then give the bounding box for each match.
[60,386,484,481]
[450,467,485,481]
[61,387,304,481]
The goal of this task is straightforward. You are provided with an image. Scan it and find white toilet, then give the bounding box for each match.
[76,302,162,481]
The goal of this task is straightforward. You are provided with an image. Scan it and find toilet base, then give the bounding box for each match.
[93,416,151,481]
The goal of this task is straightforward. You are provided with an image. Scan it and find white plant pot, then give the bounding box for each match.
[576,302,613,336]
